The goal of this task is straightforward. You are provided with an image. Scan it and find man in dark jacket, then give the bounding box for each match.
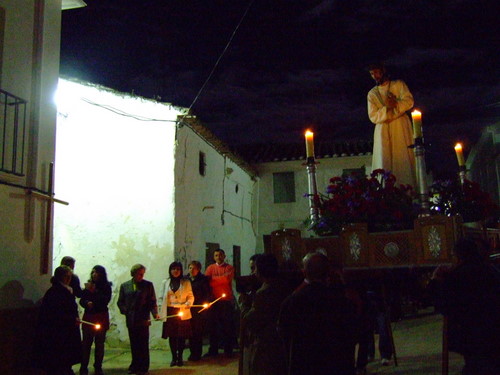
[118,264,159,375]
[431,237,500,375]
[278,252,356,375]
[242,253,291,375]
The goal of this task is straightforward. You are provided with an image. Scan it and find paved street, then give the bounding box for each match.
[88,311,464,375]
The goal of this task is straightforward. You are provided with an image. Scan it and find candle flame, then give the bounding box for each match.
[454,143,462,151]
[203,303,209,308]
[411,109,421,116]
[305,130,313,137]
[222,293,226,298]
[95,324,101,330]
[178,311,184,317]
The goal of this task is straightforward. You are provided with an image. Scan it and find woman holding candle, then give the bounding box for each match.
[33,265,82,375]
[79,265,112,375]
[159,261,194,366]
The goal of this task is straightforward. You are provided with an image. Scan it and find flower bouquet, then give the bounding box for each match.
[430,178,498,224]
[308,169,418,236]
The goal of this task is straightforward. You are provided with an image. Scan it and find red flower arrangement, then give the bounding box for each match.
[430,178,499,223]
[309,169,418,235]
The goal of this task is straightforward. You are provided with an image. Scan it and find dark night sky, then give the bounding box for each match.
[60,0,499,179]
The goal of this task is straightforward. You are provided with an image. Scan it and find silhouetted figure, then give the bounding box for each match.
[242,253,290,375]
[432,237,500,375]
[33,266,81,375]
[278,253,356,375]
[0,280,34,309]
[236,254,263,312]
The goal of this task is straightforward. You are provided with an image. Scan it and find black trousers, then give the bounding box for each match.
[128,325,150,372]
[207,300,236,354]
[189,309,206,358]
[81,325,107,370]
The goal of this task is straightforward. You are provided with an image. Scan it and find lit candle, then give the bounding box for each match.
[411,110,423,139]
[155,312,184,320]
[454,143,465,167]
[305,130,315,158]
[197,303,210,314]
[211,293,226,304]
[197,294,226,313]
[80,320,101,330]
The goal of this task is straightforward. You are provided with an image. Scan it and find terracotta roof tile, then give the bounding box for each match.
[235,140,373,163]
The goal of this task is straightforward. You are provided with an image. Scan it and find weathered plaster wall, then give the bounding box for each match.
[54,79,185,346]
[0,2,68,373]
[255,155,372,251]
[174,126,257,275]
[0,0,62,306]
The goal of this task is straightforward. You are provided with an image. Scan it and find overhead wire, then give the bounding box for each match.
[182,0,256,118]
[76,0,257,127]
[81,97,182,122]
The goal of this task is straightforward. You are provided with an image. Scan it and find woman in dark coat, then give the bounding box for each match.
[34,265,81,375]
[79,265,112,375]
[186,260,211,361]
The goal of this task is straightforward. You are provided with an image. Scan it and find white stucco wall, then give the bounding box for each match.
[255,155,372,251]
[174,125,257,275]
[54,79,186,346]
[0,0,62,306]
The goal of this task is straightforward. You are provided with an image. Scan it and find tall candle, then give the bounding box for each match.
[454,143,465,167]
[411,110,423,139]
[305,130,315,158]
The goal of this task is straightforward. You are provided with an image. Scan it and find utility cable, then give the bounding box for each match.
[184,0,256,117]
[80,97,182,122]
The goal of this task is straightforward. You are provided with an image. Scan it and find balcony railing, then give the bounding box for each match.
[0,89,27,176]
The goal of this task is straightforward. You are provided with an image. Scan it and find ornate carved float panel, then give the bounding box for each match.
[268,216,461,268]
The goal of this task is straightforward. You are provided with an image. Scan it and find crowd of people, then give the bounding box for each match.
[32,249,237,375]
[32,236,499,375]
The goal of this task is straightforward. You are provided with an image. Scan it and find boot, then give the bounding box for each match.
[169,338,178,366]
[177,349,184,366]
[170,352,177,367]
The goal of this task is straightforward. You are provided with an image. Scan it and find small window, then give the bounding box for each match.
[199,151,206,176]
[273,172,295,203]
[205,242,220,268]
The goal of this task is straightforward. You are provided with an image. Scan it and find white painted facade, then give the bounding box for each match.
[255,155,372,251]
[0,0,84,308]
[174,123,258,270]
[53,79,257,346]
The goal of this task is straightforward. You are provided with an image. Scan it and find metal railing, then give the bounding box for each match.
[0,89,28,176]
